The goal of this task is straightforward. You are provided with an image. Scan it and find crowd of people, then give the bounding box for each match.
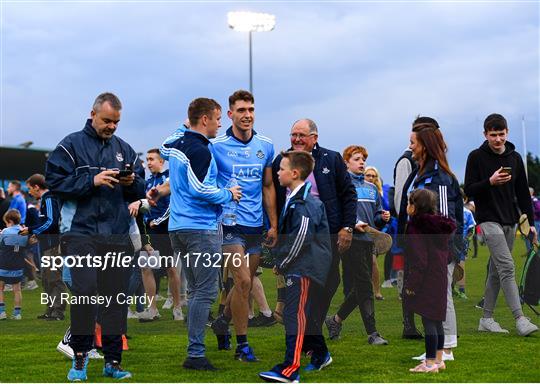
[0,90,539,382]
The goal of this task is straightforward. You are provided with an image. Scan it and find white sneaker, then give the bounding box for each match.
[0,312,7,320]
[57,340,74,359]
[478,317,509,333]
[162,297,173,310]
[11,313,21,320]
[155,294,165,301]
[138,307,160,322]
[381,280,393,288]
[88,348,104,359]
[412,351,454,361]
[516,316,539,337]
[127,308,139,319]
[23,280,38,290]
[173,306,184,321]
[4,284,13,291]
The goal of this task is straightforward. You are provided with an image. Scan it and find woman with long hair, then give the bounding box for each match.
[397,116,463,363]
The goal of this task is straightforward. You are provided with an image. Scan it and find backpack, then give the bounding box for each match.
[519,243,540,316]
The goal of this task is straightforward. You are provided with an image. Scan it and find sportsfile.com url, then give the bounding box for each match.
[40,252,250,271]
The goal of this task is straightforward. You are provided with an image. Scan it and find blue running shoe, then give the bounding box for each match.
[259,370,299,382]
[304,352,332,371]
[67,353,89,381]
[235,344,259,362]
[103,361,132,379]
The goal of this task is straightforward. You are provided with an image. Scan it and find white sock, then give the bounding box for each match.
[261,310,272,317]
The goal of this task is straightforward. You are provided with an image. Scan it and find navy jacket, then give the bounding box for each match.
[274,183,332,287]
[27,191,60,250]
[272,144,357,234]
[398,160,464,262]
[45,119,145,239]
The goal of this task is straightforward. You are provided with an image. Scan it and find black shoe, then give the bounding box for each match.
[46,314,64,321]
[402,327,423,339]
[249,313,277,327]
[37,313,51,320]
[475,298,484,309]
[182,356,217,371]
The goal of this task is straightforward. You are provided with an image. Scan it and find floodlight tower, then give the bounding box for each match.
[227,11,276,94]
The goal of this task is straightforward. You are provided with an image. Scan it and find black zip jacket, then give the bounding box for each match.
[46,120,145,240]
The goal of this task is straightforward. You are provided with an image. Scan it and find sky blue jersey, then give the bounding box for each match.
[211,127,275,227]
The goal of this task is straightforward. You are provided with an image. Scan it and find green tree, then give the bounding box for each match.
[527,152,540,193]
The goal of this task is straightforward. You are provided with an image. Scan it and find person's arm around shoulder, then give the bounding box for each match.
[334,151,356,253]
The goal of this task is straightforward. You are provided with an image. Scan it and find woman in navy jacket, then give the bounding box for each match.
[397,117,463,361]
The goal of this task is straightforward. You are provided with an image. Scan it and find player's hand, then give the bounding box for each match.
[272,266,280,275]
[128,201,140,217]
[142,244,154,253]
[149,220,157,228]
[28,234,38,245]
[337,228,353,254]
[147,187,160,207]
[229,185,242,203]
[18,226,29,236]
[265,227,278,248]
[381,210,391,222]
[94,170,119,188]
[489,167,511,186]
[405,289,415,296]
[355,222,368,233]
[119,173,135,186]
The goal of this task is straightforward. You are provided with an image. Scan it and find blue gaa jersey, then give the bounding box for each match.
[211,127,275,227]
[160,123,189,161]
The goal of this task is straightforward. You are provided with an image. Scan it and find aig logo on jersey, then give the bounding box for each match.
[233,164,263,182]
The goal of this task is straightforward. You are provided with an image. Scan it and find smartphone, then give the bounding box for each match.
[118,169,133,177]
[500,167,512,175]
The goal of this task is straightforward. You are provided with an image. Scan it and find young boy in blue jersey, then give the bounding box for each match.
[211,90,278,362]
[325,145,390,345]
[0,209,28,320]
[161,97,242,371]
[259,150,332,383]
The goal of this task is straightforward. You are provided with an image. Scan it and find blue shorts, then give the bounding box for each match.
[221,224,264,255]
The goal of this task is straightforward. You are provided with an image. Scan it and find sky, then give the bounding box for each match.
[1,0,539,183]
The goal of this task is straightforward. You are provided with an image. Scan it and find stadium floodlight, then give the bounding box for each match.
[227,11,276,94]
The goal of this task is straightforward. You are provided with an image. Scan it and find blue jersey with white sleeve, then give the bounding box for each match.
[211,127,274,227]
[164,130,233,231]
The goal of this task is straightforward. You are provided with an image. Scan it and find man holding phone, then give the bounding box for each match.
[46,92,145,380]
[464,113,538,337]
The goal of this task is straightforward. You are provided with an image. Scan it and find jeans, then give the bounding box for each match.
[480,222,523,319]
[169,229,220,358]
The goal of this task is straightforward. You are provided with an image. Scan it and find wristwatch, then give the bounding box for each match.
[343,227,353,233]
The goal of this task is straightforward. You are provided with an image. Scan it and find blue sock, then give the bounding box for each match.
[0,302,5,313]
[236,335,247,346]
[459,287,465,293]
[13,307,21,316]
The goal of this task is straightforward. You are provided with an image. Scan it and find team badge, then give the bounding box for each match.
[116,152,124,162]
[322,167,330,174]
[225,233,233,240]
[286,278,293,287]
[256,150,265,159]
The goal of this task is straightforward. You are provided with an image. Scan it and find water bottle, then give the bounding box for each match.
[222,175,239,226]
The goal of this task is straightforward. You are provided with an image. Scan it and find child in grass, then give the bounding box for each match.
[0,209,29,320]
[404,189,456,373]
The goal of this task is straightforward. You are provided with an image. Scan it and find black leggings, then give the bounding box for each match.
[421,316,444,360]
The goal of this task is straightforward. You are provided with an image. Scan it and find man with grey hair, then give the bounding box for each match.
[46,92,145,381]
[272,118,357,334]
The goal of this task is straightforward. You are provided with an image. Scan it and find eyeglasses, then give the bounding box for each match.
[364,174,376,179]
[289,133,316,139]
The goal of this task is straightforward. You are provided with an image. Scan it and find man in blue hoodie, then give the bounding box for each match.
[160,97,242,371]
[46,92,145,381]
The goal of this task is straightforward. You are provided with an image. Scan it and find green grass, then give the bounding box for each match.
[1,239,539,382]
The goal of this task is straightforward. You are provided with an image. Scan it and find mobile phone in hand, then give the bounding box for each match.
[500,167,512,176]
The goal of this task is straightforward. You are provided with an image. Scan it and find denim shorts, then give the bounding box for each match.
[221,224,264,255]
